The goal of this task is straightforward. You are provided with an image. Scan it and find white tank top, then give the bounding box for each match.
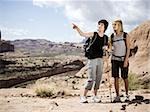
[112,34,126,61]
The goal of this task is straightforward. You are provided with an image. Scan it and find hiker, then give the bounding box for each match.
[109,19,130,102]
[72,19,109,103]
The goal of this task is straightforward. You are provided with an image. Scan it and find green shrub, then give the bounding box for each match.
[128,73,140,91]
[120,72,140,91]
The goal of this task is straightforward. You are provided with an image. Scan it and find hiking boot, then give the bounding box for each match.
[113,96,121,103]
[91,96,101,103]
[80,96,88,103]
[125,95,130,102]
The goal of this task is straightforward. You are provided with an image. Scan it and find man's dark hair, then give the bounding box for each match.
[98,19,109,32]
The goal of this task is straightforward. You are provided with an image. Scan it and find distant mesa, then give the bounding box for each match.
[0,30,14,53]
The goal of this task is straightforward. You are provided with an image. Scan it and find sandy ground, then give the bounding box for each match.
[0,88,149,112]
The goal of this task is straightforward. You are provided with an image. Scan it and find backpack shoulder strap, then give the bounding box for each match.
[110,33,114,45]
[123,32,128,46]
[88,32,97,47]
[123,32,127,39]
[104,35,108,46]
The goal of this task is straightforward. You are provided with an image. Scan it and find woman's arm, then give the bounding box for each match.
[124,34,130,67]
[72,23,94,38]
[108,37,113,52]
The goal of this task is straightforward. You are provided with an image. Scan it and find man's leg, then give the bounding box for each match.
[121,61,129,101]
[111,60,121,102]
[123,78,128,95]
[112,77,121,102]
[114,77,119,96]
[123,78,130,101]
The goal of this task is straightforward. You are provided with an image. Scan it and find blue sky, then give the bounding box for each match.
[0,0,150,42]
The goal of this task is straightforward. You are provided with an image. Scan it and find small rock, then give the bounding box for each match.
[20,93,23,97]
[72,80,76,84]
[137,100,142,104]
[135,95,144,101]
[51,101,59,106]
[65,79,68,82]
[121,89,125,92]
[51,95,57,99]
[129,92,133,94]
[128,101,132,105]
[72,85,76,90]
[121,104,126,110]
[143,99,150,104]
[75,94,80,96]
[120,94,124,97]
[135,103,138,106]
[131,99,137,103]
[54,102,59,106]
[101,80,105,84]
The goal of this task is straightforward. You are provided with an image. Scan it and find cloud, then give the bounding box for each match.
[28,18,35,22]
[0,26,54,41]
[0,26,29,40]
[33,0,64,8]
[33,0,150,34]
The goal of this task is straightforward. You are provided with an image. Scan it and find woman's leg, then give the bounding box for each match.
[123,78,128,95]
[84,59,95,95]
[94,58,103,95]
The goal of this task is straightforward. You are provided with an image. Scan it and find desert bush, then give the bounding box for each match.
[141,80,150,89]
[34,84,54,98]
[120,72,140,91]
[128,73,140,90]
[34,83,68,98]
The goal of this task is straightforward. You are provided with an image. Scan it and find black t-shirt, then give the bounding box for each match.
[89,32,108,59]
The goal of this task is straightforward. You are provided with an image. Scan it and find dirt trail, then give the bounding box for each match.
[0,88,149,112]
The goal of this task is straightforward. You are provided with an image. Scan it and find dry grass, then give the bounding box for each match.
[128,73,140,90]
[33,81,69,98]
[34,84,54,97]
[120,72,140,91]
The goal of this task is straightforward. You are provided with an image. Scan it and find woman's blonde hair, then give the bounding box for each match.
[113,19,124,32]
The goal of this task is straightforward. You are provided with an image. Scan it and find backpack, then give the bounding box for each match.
[110,32,132,57]
[84,32,107,59]
[84,33,97,59]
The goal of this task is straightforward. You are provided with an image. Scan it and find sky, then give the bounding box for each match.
[0,0,150,42]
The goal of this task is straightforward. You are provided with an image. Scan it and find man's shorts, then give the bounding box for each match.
[111,60,129,79]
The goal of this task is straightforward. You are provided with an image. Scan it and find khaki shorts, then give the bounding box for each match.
[85,58,103,90]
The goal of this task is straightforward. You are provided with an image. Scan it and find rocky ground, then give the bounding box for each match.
[0,86,149,112]
[0,70,149,112]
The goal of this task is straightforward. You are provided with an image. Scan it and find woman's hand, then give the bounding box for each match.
[72,23,78,29]
[123,60,128,68]
[72,23,94,38]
